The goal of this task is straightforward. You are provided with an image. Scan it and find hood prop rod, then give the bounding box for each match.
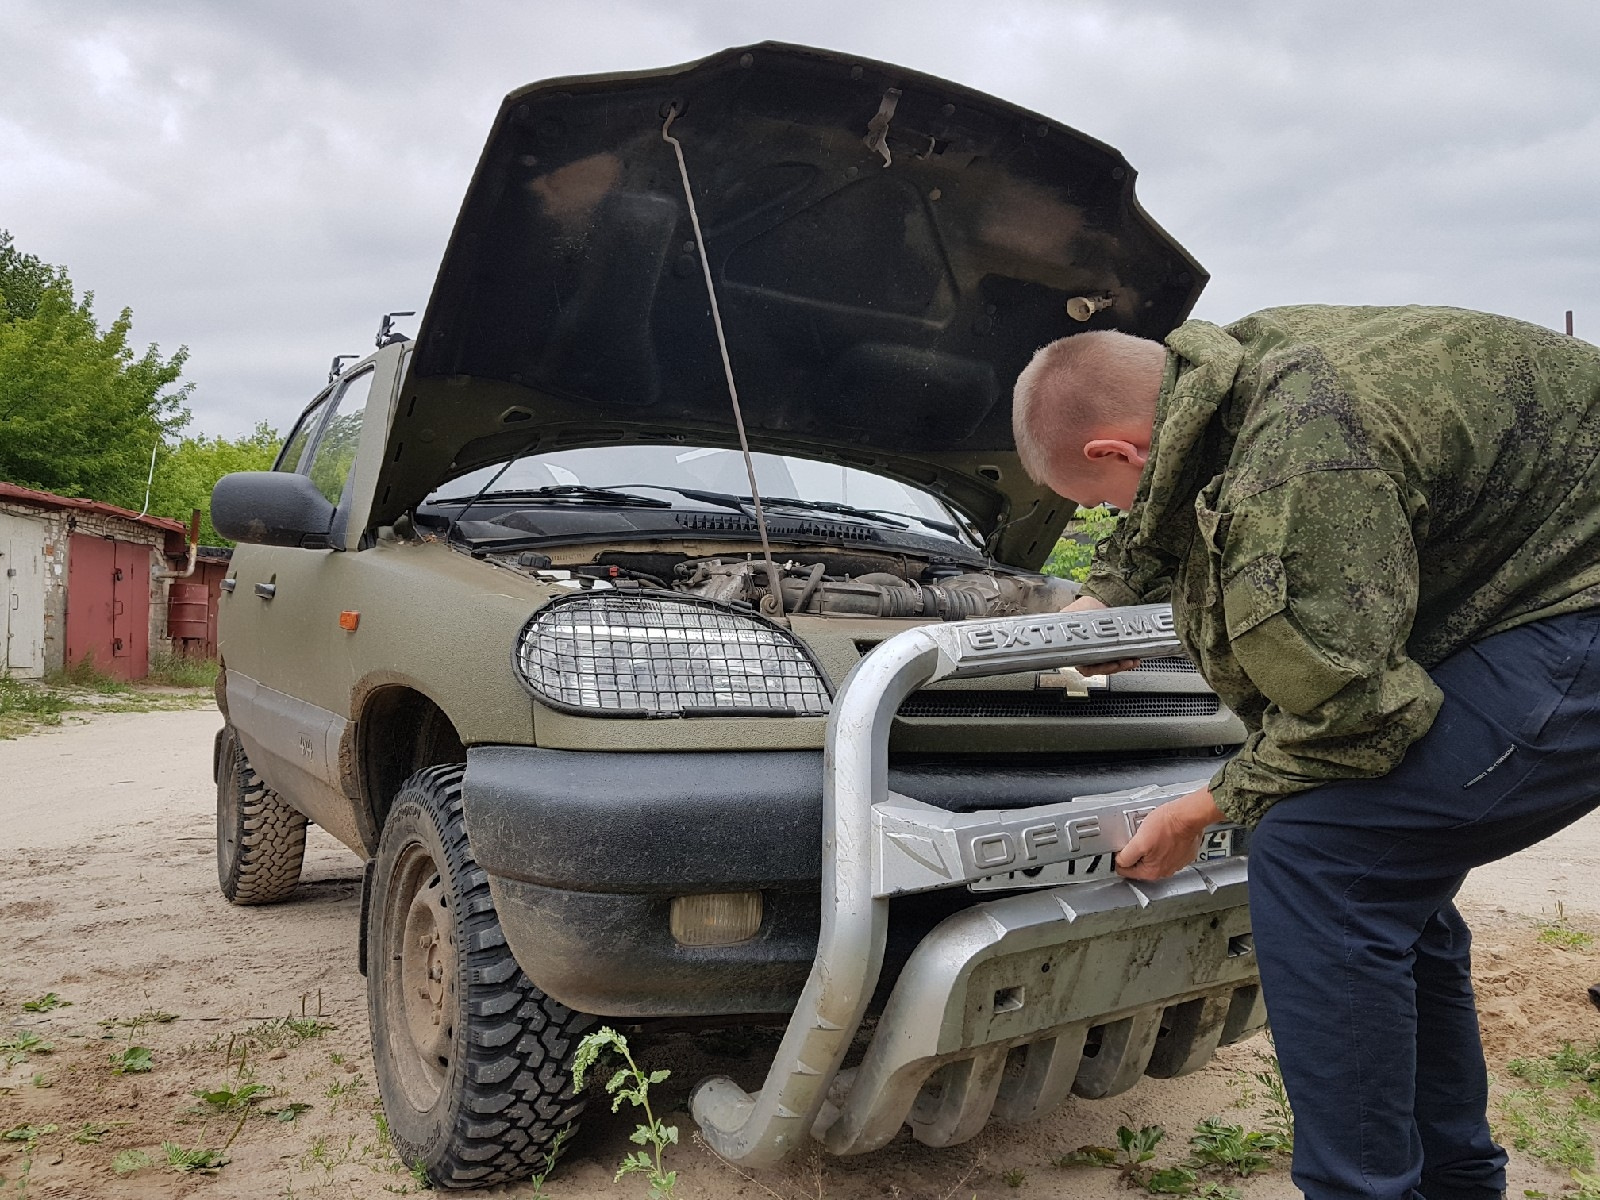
[663,106,789,626]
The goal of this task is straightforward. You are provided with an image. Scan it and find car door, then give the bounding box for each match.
[223,351,397,850]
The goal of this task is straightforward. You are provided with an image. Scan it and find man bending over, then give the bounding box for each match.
[1011,306,1600,1200]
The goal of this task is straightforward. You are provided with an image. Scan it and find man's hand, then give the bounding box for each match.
[1115,787,1226,881]
[1060,593,1141,676]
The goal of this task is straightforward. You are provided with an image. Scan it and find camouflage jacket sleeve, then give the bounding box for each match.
[1081,524,1170,607]
[1205,467,1444,824]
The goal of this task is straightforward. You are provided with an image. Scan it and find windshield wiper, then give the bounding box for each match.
[433,485,672,509]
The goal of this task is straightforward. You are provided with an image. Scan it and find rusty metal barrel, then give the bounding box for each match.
[167,582,210,642]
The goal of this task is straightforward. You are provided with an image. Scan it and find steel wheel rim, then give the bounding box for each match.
[382,840,458,1113]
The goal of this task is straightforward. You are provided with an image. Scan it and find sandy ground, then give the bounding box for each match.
[1,707,1598,1200]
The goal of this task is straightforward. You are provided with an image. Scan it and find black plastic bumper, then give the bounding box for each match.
[462,746,1229,1018]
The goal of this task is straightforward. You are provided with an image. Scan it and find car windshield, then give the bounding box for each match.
[425,445,976,545]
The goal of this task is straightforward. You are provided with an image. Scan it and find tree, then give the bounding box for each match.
[0,230,58,324]
[0,230,192,508]
[146,423,282,545]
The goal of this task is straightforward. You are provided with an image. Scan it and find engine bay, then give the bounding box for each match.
[479,546,1080,621]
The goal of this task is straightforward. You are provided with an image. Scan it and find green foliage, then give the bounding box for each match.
[3,1122,57,1196]
[1000,1167,1027,1187]
[162,1142,229,1173]
[1499,1087,1594,1168]
[111,1149,153,1175]
[1498,1038,1600,1169]
[1148,1165,1200,1193]
[573,1026,678,1198]
[109,1045,154,1074]
[144,421,282,545]
[528,1124,575,1200]
[145,651,220,688]
[0,677,69,738]
[0,230,58,323]
[1247,1046,1296,1151]
[20,992,70,1013]
[1,1030,53,1067]
[0,247,191,507]
[1187,1117,1283,1176]
[1042,505,1122,582]
[46,658,130,694]
[194,1082,269,1111]
[1117,1124,1166,1179]
[1572,1168,1600,1200]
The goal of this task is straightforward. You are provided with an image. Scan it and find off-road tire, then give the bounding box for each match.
[216,725,307,904]
[367,764,595,1189]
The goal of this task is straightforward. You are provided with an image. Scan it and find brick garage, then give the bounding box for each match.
[0,483,193,681]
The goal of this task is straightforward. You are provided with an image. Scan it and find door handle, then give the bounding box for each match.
[254,582,277,600]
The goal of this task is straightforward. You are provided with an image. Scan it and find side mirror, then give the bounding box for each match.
[212,472,338,548]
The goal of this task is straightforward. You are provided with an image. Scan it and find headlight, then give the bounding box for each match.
[514,593,832,717]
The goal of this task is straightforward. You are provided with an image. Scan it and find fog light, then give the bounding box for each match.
[670,892,764,947]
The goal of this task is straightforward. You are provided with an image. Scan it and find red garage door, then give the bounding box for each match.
[66,536,151,681]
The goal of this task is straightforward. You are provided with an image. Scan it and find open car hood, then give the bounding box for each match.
[378,42,1205,567]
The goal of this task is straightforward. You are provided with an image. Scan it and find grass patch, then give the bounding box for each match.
[146,651,219,688]
[0,676,69,737]
[45,658,131,694]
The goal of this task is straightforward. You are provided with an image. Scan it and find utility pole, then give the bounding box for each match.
[1567,310,1575,336]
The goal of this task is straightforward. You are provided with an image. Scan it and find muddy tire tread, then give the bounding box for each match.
[219,728,307,905]
[377,764,595,1188]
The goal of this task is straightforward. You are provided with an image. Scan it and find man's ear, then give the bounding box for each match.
[1083,438,1149,469]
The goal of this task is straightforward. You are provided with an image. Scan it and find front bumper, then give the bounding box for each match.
[462,745,1234,1017]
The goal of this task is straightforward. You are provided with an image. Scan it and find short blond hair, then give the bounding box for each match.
[1012,330,1165,484]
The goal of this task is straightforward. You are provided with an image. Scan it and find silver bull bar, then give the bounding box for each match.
[690,605,1264,1165]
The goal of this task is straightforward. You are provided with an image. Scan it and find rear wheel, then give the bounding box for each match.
[367,764,594,1188]
[216,725,307,904]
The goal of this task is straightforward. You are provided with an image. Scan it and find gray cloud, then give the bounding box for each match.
[2,0,1595,437]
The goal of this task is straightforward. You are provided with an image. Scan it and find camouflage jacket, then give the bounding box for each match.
[1083,305,1600,825]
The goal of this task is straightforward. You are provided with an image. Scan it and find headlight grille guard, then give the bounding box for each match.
[512,590,834,718]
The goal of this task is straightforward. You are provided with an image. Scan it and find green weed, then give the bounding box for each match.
[528,1124,575,1200]
[195,1081,269,1111]
[1,1030,53,1067]
[1572,1168,1600,1200]
[1148,1165,1200,1194]
[3,1123,57,1197]
[574,1026,679,1199]
[1001,1167,1027,1188]
[72,1122,123,1145]
[1498,1088,1594,1169]
[20,993,69,1013]
[1187,1117,1284,1177]
[1247,1045,1295,1151]
[0,677,69,737]
[104,1008,177,1031]
[47,658,131,694]
[145,651,220,688]
[111,1149,153,1175]
[162,1141,229,1173]
[268,1102,312,1124]
[109,1045,153,1074]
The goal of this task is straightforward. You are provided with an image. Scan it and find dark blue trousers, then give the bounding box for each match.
[1249,609,1600,1200]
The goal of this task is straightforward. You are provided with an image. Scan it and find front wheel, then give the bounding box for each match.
[367,764,595,1189]
[216,725,307,904]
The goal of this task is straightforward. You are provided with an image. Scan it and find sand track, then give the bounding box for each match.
[2,708,1597,1199]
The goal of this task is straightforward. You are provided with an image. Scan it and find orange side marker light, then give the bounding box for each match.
[339,611,361,632]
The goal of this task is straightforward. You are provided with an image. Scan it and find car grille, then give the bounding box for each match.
[896,693,1222,719]
[1131,656,1199,674]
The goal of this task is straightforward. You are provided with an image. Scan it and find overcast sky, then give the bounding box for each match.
[3,0,1596,439]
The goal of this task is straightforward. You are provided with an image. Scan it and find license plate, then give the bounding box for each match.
[969,827,1235,892]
